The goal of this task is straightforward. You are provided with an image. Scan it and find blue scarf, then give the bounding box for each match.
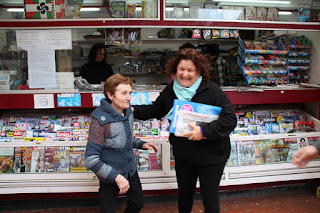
[166,76,203,120]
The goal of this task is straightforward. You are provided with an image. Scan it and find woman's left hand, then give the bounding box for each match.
[181,123,204,141]
[142,142,158,152]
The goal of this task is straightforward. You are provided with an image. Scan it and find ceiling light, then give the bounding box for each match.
[214,0,291,5]
[278,11,292,15]
[7,8,24,12]
[80,8,100,12]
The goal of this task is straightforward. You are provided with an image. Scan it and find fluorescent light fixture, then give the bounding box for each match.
[7,8,24,12]
[278,11,292,15]
[136,7,142,11]
[214,0,291,4]
[80,8,100,12]
[166,8,174,12]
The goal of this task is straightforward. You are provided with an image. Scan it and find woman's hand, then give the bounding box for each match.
[181,123,204,141]
[142,142,158,152]
[115,174,130,195]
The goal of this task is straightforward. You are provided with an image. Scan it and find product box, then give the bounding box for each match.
[112,1,125,18]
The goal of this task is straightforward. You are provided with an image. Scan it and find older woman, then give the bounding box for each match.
[133,48,237,213]
[85,74,158,213]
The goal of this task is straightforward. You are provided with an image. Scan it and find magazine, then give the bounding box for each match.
[44,147,55,172]
[0,147,14,173]
[69,146,87,172]
[227,141,238,166]
[170,99,222,137]
[54,146,70,172]
[237,141,255,165]
[30,147,45,173]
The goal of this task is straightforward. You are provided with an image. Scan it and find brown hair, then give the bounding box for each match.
[104,74,133,103]
[166,48,211,80]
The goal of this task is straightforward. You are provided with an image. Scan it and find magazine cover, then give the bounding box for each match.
[44,147,55,172]
[237,141,255,165]
[254,141,262,164]
[54,146,70,172]
[21,147,32,173]
[0,147,14,173]
[30,147,45,173]
[13,147,22,173]
[69,146,87,172]
[170,99,222,137]
[227,141,238,166]
[135,149,149,171]
[264,147,278,163]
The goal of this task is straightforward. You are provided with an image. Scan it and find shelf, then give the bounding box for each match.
[1,19,320,31]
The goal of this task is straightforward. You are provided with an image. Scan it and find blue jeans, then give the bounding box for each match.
[99,171,144,213]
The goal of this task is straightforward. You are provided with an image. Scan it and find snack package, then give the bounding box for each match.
[192,29,202,38]
[212,29,220,38]
[229,29,239,38]
[220,29,229,38]
[202,29,212,40]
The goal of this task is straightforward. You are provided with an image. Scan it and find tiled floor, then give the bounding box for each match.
[2,185,320,213]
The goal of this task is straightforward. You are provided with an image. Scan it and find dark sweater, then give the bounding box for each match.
[84,99,146,183]
[80,62,114,84]
[134,79,237,166]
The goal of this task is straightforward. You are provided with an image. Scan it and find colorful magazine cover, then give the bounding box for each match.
[69,146,87,172]
[227,141,238,166]
[0,147,14,173]
[170,99,222,137]
[13,147,22,173]
[54,146,70,172]
[237,141,256,165]
[21,147,32,173]
[30,147,45,173]
[44,147,55,172]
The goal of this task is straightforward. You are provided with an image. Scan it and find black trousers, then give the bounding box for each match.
[99,171,144,213]
[175,160,226,213]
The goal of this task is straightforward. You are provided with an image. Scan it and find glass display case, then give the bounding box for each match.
[165,0,319,22]
[0,0,159,19]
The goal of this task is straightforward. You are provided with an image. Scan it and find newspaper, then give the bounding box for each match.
[169,99,222,137]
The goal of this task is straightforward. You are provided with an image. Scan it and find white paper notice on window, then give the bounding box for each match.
[28,49,57,89]
[16,29,72,50]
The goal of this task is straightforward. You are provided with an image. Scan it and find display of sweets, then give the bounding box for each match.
[233,110,314,136]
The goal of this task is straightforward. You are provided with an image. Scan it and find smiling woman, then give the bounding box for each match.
[133,48,237,213]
